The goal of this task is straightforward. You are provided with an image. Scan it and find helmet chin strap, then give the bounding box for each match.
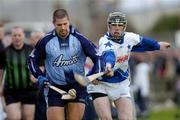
[107,32,125,43]
[111,34,124,41]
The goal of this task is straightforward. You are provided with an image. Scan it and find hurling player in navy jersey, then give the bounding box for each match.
[87,12,171,120]
[28,9,99,120]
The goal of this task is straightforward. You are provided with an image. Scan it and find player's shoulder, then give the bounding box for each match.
[124,32,141,42]
[99,34,109,43]
[38,30,56,45]
[72,29,90,42]
[124,32,140,38]
[43,30,56,40]
[124,32,141,45]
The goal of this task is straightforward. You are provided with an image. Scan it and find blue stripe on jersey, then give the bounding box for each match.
[132,36,160,52]
[73,32,100,76]
[73,32,99,64]
[102,50,115,67]
[100,68,129,83]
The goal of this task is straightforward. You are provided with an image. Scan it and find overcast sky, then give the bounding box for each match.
[119,0,180,13]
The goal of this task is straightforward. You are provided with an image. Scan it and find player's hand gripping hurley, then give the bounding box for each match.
[34,78,76,100]
[74,63,121,86]
[48,84,77,100]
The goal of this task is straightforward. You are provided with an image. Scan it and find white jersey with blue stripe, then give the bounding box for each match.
[28,26,98,85]
[98,32,160,83]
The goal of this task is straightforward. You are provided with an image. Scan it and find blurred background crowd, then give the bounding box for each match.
[0,0,180,119]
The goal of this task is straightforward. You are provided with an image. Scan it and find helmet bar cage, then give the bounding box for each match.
[107,12,127,27]
[107,12,127,40]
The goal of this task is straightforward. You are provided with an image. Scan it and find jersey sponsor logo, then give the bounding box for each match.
[60,43,68,47]
[53,54,78,67]
[116,54,129,63]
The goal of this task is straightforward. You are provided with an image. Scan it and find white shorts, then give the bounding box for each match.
[87,78,131,101]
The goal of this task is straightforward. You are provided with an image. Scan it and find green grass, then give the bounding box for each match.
[95,108,180,120]
[138,108,180,120]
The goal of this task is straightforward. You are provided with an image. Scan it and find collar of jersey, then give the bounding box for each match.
[105,32,124,44]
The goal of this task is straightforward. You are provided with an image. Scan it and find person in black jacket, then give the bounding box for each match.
[0,26,37,120]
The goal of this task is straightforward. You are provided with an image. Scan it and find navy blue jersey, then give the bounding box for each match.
[28,26,98,85]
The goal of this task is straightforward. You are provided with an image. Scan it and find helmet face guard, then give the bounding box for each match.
[107,12,127,39]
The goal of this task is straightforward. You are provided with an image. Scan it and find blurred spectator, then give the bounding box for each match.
[2,35,12,47]
[0,22,5,75]
[174,77,180,106]
[173,53,180,119]
[0,22,5,60]
[153,54,167,80]
[133,54,151,118]
[164,54,176,92]
[0,22,7,120]
[29,31,47,120]
[174,76,180,119]
[29,31,45,47]
[0,26,37,120]
[0,22,5,46]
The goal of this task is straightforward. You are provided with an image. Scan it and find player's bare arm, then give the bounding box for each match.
[158,42,171,50]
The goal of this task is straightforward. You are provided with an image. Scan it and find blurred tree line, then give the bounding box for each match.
[151,14,180,34]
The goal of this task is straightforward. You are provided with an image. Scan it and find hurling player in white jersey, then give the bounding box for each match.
[87,12,171,120]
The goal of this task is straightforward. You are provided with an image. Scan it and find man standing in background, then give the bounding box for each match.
[29,31,45,47]
[0,22,5,91]
[0,23,5,50]
[0,26,37,120]
[0,22,7,120]
[133,54,151,118]
[29,30,47,120]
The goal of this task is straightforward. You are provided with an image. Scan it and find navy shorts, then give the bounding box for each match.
[4,89,37,105]
[48,83,88,107]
